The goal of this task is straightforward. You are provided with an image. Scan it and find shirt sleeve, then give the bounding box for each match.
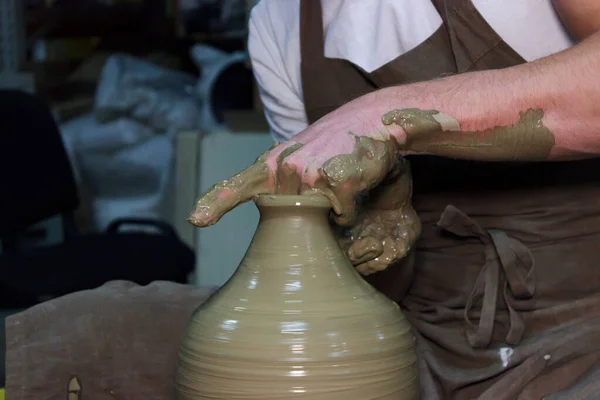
[247,1,309,143]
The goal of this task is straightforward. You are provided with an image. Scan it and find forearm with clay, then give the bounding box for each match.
[189,11,600,275]
[338,30,600,162]
[329,31,600,273]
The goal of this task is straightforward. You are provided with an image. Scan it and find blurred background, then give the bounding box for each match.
[0,0,274,384]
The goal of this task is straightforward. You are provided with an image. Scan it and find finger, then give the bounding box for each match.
[365,158,413,210]
[274,143,304,194]
[321,136,399,226]
[188,150,273,227]
[347,236,383,265]
[355,236,411,275]
[356,259,387,276]
[320,149,364,226]
[355,237,399,275]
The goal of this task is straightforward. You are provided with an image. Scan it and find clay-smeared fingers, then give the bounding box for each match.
[188,151,273,227]
[345,157,421,274]
[347,236,384,266]
[355,236,403,276]
[321,136,399,226]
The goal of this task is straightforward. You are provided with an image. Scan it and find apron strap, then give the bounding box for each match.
[299,0,377,124]
[300,0,332,123]
[438,205,536,349]
[434,0,471,72]
[489,229,535,345]
[300,0,325,62]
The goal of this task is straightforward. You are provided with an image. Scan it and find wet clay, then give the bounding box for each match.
[189,134,420,276]
[273,137,421,275]
[382,108,556,160]
[275,142,304,194]
[68,376,82,400]
[190,134,402,223]
[317,135,400,225]
[271,135,402,227]
[177,195,419,399]
[338,158,421,275]
[188,146,275,227]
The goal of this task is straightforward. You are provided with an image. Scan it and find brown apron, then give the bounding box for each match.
[300,1,600,399]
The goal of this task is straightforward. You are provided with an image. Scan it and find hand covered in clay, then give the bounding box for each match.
[189,106,426,273]
[336,158,421,275]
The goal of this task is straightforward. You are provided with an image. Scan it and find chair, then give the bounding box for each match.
[0,89,194,309]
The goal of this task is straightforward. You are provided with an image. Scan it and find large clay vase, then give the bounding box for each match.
[176,194,419,399]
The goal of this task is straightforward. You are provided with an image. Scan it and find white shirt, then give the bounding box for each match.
[248,0,574,143]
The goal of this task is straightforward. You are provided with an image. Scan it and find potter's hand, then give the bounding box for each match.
[336,158,421,275]
[188,108,404,228]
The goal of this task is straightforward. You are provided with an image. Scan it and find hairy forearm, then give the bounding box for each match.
[341,30,600,161]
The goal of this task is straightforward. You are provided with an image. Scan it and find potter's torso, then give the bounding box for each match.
[247,0,574,143]
[251,0,600,398]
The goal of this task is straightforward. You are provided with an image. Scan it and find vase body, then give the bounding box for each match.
[176,195,419,399]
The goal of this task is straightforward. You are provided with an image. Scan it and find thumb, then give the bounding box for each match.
[188,150,273,227]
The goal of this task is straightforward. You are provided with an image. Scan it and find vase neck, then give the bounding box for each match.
[239,195,349,272]
[253,202,336,255]
[230,195,370,303]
